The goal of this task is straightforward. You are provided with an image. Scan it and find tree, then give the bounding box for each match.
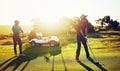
[103,16,111,23]
[101,16,119,29]
[110,20,119,29]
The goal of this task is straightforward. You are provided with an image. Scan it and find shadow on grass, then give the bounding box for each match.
[77,58,107,71]
[44,46,62,62]
[0,44,62,71]
[88,57,107,71]
[44,46,67,71]
[77,61,93,71]
[61,53,67,71]
[0,56,15,67]
[76,56,107,71]
[51,56,54,71]
[51,53,67,71]
[50,52,67,71]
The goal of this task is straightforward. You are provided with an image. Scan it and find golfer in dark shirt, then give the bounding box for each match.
[12,20,25,57]
[75,15,90,60]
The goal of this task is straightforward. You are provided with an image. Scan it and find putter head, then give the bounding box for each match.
[96,62,102,66]
[96,62,99,64]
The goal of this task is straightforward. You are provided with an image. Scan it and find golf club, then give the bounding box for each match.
[87,41,100,65]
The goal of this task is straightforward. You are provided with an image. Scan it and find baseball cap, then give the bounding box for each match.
[14,20,19,22]
[80,14,87,18]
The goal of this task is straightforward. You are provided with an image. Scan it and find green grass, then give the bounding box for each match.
[0,31,120,71]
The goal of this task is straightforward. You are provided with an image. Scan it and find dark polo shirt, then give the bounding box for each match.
[76,20,89,36]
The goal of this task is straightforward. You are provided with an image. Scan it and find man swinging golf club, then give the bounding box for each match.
[75,14,91,61]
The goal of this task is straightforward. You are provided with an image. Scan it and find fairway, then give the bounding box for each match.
[0,31,120,71]
[1,0,120,70]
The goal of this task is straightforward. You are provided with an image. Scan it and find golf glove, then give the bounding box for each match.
[84,36,87,41]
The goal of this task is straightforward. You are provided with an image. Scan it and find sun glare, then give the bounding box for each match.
[39,16,61,31]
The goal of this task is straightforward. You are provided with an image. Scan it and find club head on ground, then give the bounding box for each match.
[96,62,101,66]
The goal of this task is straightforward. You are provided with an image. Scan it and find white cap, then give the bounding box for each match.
[80,14,87,18]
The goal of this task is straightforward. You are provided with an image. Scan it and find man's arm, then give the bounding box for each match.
[20,27,24,33]
[80,30,84,36]
[85,27,88,36]
[84,19,89,36]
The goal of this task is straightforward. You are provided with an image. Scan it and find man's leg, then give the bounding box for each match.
[18,36,25,56]
[13,36,17,56]
[76,35,81,60]
[82,38,90,58]
[18,36,22,54]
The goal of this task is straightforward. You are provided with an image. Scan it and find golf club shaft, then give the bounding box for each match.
[87,41,97,61]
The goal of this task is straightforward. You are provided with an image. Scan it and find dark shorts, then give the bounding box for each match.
[13,35,21,43]
[77,35,85,42]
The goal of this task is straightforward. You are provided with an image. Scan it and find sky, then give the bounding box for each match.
[0,0,120,25]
